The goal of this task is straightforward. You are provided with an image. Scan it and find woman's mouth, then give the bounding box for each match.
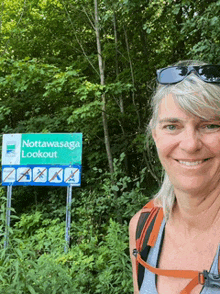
[176,158,210,166]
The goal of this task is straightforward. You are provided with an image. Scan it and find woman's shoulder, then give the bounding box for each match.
[129,210,142,230]
[129,199,160,233]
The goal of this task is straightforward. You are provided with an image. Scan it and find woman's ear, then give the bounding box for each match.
[150,119,157,142]
[152,129,156,141]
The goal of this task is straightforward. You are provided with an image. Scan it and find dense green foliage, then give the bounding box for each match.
[0,0,220,292]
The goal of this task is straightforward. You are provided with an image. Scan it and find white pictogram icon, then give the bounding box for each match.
[49,168,63,183]
[17,167,32,182]
[3,168,16,183]
[33,167,47,182]
[64,168,80,184]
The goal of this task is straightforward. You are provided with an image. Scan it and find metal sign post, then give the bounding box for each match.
[4,185,12,249]
[65,185,72,253]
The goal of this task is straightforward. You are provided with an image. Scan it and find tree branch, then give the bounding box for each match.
[61,0,100,77]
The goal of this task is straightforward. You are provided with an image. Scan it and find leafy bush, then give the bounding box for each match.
[0,156,155,294]
[0,220,133,293]
[95,219,133,293]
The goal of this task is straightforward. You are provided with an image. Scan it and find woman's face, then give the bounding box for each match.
[152,94,220,195]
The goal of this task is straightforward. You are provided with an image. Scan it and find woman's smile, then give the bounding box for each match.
[175,158,211,167]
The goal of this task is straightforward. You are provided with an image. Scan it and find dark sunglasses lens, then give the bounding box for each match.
[159,66,188,84]
[197,65,220,83]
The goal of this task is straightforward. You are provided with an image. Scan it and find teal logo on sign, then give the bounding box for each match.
[6,142,16,156]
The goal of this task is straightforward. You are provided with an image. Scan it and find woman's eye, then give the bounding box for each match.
[204,124,220,130]
[163,125,177,131]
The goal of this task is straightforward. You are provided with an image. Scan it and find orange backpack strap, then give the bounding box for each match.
[133,200,220,293]
[135,252,205,293]
[134,200,164,289]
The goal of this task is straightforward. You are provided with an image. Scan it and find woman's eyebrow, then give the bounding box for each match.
[158,118,183,124]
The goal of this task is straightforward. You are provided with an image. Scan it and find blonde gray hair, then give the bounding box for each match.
[148,61,220,219]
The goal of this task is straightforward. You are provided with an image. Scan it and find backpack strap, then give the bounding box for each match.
[135,200,164,289]
[133,200,220,293]
[135,251,205,294]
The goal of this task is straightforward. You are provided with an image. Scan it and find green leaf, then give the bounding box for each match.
[27,285,36,294]
[111,185,119,191]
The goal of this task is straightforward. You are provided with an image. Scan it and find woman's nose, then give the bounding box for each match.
[179,129,202,153]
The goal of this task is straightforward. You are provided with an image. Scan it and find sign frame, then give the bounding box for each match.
[2,133,82,187]
[2,133,82,252]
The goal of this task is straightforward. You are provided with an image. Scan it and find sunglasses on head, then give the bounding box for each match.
[157,65,220,84]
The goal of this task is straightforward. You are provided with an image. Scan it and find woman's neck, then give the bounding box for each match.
[170,187,220,236]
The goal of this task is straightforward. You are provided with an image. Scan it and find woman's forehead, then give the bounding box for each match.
[158,94,220,122]
[158,94,184,116]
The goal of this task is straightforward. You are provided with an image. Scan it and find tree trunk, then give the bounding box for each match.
[94,0,114,175]
[123,26,141,130]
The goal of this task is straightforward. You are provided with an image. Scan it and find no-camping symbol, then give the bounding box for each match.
[49,167,63,183]
[64,167,80,184]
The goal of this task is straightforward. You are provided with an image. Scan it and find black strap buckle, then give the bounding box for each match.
[133,248,138,258]
[203,270,220,288]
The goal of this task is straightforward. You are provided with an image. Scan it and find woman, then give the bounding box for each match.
[129,61,220,294]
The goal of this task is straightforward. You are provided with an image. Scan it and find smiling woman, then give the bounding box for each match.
[129,60,220,294]
[153,94,220,205]
[151,61,220,217]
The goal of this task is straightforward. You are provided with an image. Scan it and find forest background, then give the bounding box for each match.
[0,0,220,293]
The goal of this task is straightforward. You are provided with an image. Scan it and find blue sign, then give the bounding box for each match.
[2,165,81,187]
[1,133,82,187]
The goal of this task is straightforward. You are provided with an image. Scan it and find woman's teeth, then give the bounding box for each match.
[178,160,203,166]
